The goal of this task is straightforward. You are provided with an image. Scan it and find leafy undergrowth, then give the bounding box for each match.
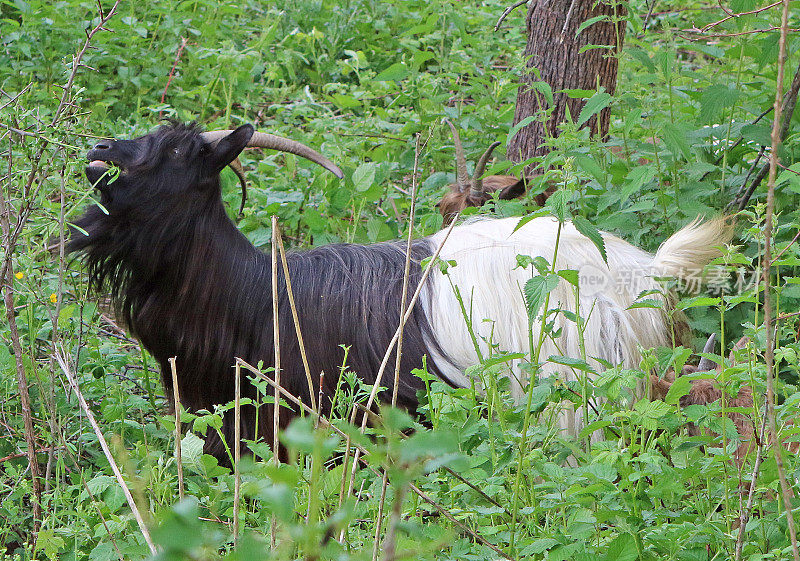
[1,0,800,559]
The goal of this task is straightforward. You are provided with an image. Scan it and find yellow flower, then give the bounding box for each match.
[50,293,57,304]
[14,272,23,280]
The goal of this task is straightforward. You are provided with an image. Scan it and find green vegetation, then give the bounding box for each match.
[1,0,799,559]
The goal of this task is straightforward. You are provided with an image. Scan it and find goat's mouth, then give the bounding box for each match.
[85,159,124,189]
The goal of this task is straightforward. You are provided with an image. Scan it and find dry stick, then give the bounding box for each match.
[341,213,462,508]
[234,359,512,560]
[233,361,242,547]
[275,226,318,413]
[735,414,770,560]
[729,55,800,211]
[763,2,800,559]
[372,135,424,561]
[53,348,157,554]
[270,215,281,551]
[168,358,185,501]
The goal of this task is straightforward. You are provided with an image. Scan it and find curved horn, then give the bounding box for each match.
[443,119,470,193]
[696,333,718,372]
[470,141,501,197]
[201,130,344,179]
[228,157,248,216]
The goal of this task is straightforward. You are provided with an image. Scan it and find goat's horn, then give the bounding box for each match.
[470,141,501,197]
[228,157,248,216]
[201,130,344,179]
[696,333,718,371]
[443,119,470,193]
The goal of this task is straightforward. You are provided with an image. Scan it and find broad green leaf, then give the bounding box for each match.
[574,154,606,183]
[352,162,378,192]
[603,533,638,561]
[577,91,612,127]
[572,215,608,264]
[374,62,408,81]
[548,355,596,373]
[524,274,560,320]
[660,122,691,160]
[698,84,739,123]
[664,375,692,405]
[547,189,569,223]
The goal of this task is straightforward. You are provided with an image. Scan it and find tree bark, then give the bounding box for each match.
[508,0,627,171]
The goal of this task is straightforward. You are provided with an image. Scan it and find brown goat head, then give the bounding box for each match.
[437,120,528,226]
[651,335,758,466]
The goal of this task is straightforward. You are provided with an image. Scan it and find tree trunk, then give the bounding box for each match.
[508,0,627,171]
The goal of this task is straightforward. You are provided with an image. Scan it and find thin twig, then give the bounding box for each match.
[494,0,529,31]
[160,37,188,112]
[698,0,782,33]
[168,358,184,501]
[54,347,157,554]
[762,1,800,558]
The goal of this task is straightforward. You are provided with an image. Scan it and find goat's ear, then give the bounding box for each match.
[498,178,527,200]
[205,124,255,175]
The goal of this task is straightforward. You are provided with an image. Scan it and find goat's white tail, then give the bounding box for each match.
[652,217,734,279]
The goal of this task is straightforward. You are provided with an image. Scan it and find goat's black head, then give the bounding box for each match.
[85,122,254,213]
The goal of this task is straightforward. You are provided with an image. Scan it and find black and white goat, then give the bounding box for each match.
[68,122,732,460]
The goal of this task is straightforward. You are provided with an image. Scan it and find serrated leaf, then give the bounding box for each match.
[574,154,605,183]
[524,274,559,320]
[577,91,612,127]
[698,84,739,124]
[603,533,638,561]
[547,189,569,222]
[660,122,691,160]
[572,215,607,264]
[741,124,772,146]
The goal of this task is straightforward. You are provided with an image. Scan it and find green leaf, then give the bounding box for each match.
[577,91,612,127]
[524,274,560,320]
[603,533,638,561]
[741,124,772,147]
[548,355,596,373]
[660,122,691,160]
[558,268,579,287]
[574,154,605,183]
[572,215,608,264]
[547,189,569,223]
[508,115,539,144]
[352,162,378,192]
[698,84,739,123]
[575,15,608,37]
[374,62,408,81]
[664,375,692,405]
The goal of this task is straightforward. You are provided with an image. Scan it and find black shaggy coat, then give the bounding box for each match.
[67,122,448,461]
